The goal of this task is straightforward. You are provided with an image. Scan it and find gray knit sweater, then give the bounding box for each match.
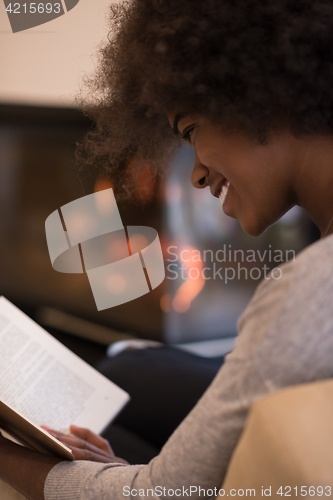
[45,234,333,500]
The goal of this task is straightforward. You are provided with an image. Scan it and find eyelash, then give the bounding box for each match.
[180,126,195,143]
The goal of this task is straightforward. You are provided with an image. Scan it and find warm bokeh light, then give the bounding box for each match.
[172,245,205,313]
[94,178,115,215]
[107,237,129,262]
[160,293,171,312]
[166,183,182,204]
[64,213,95,241]
[95,177,114,193]
[172,294,191,313]
[129,234,149,253]
[126,162,157,203]
[106,274,127,294]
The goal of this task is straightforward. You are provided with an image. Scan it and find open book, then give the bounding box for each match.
[0,297,130,460]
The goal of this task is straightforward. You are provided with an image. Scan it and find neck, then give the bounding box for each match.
[293,135,333,238]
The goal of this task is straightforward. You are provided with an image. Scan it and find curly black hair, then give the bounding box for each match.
[77,0,333,198]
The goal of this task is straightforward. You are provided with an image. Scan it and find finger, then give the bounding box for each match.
[69,425,113,454]
[68,445,117,463]
[41,426,73,442]
[45,431,114,459]
[42,425,114,457]
[42,426,114,459]
[42,427,79,446]
[41,426,70,440]
[68,444,128,464]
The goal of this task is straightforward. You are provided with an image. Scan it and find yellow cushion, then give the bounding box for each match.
[221,380,333,499]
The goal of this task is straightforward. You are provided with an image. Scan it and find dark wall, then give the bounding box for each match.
[0,104,165,340]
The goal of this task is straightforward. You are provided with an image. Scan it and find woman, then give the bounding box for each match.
[2,0,333,498]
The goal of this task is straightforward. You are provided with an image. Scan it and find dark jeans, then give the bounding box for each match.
[96,347,224,464]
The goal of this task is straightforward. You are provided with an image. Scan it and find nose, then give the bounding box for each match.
[190,152,209,189]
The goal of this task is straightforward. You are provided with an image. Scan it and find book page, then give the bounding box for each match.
[0,401,74,460]
[0,297,129,434]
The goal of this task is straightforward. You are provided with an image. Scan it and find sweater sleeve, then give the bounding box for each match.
[44,352,269,500]
[45,235,333,500]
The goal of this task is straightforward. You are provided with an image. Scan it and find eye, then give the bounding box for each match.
[180,125,196,143]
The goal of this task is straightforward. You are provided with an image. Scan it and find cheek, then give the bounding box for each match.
[229,156,283,205]
[195,136,231,170]
[227,170,289,235]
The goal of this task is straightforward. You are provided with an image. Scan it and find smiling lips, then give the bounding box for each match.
[219,179,230,206]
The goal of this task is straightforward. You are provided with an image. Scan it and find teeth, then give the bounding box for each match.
[219,181,230,205]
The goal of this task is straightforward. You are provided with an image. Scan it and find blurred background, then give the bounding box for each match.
[0,0,320,363]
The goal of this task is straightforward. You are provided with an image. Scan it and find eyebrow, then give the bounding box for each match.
[173,113,188,136]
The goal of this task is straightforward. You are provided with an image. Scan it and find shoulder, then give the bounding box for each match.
[287,232,333,282]
[235,234,333,358]
[244,234,333,317]
[265,233,333,309]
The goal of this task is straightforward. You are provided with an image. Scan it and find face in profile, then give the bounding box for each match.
[167,111,303,237]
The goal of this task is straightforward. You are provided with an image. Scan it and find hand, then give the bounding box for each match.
[41,425,129,464]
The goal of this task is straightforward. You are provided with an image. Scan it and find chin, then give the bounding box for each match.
[229,202,275,237]
[238,203,294,237]
[239,217,270,238]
